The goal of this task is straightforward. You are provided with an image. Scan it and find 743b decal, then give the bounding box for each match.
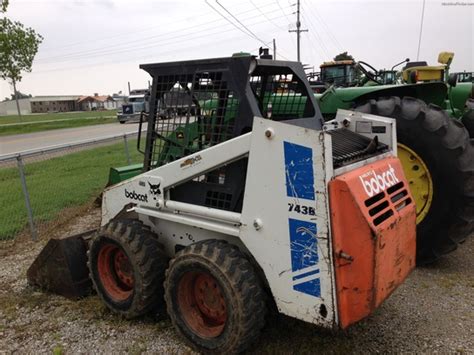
[288,203,316,216]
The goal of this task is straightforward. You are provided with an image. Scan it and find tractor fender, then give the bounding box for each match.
[316,82,448,118]
[351,82,448,107]
[450,82,474,111]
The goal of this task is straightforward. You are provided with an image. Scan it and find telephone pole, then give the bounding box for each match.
[288,0,308,62]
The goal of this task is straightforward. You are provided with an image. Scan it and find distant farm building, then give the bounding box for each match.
[77,94,117,111]
[1,93,122,116]
[0,98,32,115]
[29,94,117,114]
[30,96,81,113]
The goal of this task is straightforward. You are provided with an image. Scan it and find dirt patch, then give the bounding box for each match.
[0,207,473,353]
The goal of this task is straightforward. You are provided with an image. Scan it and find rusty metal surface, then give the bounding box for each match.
[329,157,416,328]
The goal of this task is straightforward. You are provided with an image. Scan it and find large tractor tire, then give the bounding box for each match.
[461,98,474,138]
[164,240,266,353]
[355,97,474,264]
[88,219,168,318]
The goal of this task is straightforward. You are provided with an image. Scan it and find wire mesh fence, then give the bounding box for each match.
[0,132,143,241]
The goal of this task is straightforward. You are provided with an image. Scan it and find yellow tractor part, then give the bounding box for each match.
[438,51,454,65]
[402,66,445,82]
[402,51,454,83]
[398,143,433,224]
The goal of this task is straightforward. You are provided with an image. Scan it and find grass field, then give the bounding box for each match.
[0,111,117,136]
[0,139,142,239]
[0,116,117,136]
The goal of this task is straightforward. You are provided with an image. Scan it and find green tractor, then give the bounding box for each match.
[315,52,474,263]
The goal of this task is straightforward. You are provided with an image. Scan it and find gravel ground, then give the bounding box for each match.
[0,207,473,354]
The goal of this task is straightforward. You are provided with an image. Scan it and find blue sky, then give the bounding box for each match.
[1,0,472,97]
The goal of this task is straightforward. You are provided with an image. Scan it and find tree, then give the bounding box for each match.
[1,0,8,13]
[0,10,43,118]
[2,91,31,101]
[334,51,355,61]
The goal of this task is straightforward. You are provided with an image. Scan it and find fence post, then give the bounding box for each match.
[17,155,37,240]
[123,134,132,165]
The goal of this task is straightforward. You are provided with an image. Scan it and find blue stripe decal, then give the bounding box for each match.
[283,141,315,201]
[288,218,321,298]
[294,278,321,297]
[292,268,320,281]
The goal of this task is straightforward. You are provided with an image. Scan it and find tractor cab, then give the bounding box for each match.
[319,60,397,87]
[455,71,473,83]
[376,70,398,85]
[320,60,357,87]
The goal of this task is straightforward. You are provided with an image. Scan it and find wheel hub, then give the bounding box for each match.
[194,274,227,321]
[177,271,227,338]
[97,243,134,301]
[398,143,433,224]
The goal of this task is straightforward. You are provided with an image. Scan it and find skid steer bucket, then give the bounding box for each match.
[27,231,95,299]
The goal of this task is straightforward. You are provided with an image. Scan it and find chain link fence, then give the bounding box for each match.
[0,132,144,241]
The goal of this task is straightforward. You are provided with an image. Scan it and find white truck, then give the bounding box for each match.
[117,89,149,123]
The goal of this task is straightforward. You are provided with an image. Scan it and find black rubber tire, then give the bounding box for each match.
[164,240,266,353]
[88,219,169,318]
[461,98,474,138]
[355,96,474,264]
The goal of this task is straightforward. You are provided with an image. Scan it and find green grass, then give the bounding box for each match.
[0,111,115,125]
[0,140,143,239]
[0,116,117,136]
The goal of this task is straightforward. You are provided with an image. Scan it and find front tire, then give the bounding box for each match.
[164,240,266,353]
[355,97,474,264]
[88,220,168,318]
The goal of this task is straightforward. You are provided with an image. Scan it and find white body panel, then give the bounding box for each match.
[239,118,337,326]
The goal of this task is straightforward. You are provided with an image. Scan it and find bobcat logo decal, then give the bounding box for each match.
[148,182,161,200]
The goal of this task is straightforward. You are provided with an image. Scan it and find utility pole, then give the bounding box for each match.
[273,38,277,60]
[288,0,308,62]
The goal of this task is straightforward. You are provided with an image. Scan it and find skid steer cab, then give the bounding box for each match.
[28,55,416,353]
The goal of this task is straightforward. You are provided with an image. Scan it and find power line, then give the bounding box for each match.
[274,0,297,51]
[300,12,330,60]
[37,6,292,64]
[214,0,271,47]
[302,0,343,52]
[31,31,264,75]
[38,8,217,53]
[33,12,293,70]
[416,0,426,60]
[275,0,292,24]
[249,0,286,31]
[208,0,292,60]
[38,4,288,62]
[247,0,296,60]
[205,0,264,44]
[303,31,319,67]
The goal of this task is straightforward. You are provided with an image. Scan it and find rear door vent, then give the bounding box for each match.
[363,181,412,227]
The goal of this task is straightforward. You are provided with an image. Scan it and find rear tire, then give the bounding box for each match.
[88,219,168,318]
[164,240,266,353]
[461,98,474,138]
[355,97,474,264]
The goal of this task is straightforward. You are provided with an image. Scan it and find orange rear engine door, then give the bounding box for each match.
[329,157,416,329]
